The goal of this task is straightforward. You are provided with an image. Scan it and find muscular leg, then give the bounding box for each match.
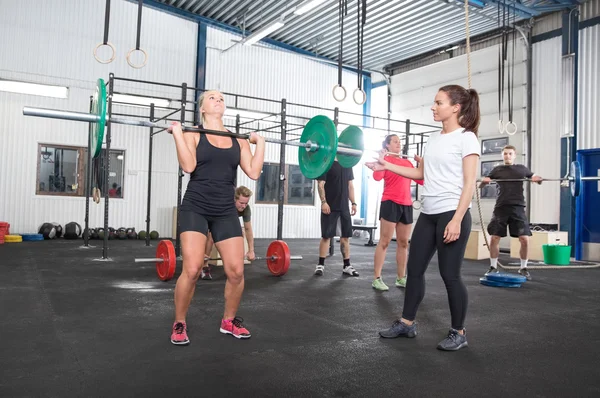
[340,237,350,260]
[373,219,396,279]
[489,235,501,259]
[174,231,207,322]
[216,236,246,320]
[319,238,331,258]
[519,235,529,260]
[395,223,412,279]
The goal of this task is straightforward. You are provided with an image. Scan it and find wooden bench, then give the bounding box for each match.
[328,225,378,255]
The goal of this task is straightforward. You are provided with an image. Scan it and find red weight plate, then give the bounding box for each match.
[266,240,291,276]
[156,240,176,281]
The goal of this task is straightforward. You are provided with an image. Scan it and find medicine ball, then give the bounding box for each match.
[138,230,147,240]
[97,228,105,240]
[64,222,82,239]
[38,222,57,240]
[150,230,159,240]
[51,222,63,238]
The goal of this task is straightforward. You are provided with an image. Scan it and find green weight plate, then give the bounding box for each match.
[299,115,337,179]
[337,125,364,168]
[570,160,581,197]
[91,78,106,158]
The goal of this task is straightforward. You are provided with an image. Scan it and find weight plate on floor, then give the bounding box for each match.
[156,240,176,281]
[485,273,527,284]
[266,240,291,276]
[479,277,522,288]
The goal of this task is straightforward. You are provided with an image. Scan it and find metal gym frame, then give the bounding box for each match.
[81,73,438,260]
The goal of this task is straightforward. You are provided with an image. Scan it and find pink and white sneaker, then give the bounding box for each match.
[219,317,251,339]
[170,321,190,345]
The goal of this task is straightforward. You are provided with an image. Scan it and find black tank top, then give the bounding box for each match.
[180,130,240,216]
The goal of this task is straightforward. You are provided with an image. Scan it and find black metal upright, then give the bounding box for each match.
[102,74,114,259]
[146,103,155,247]
[83,96,93,247]
[175,83,187,257]
[329,107,340,257]
[404,119,410,156]
[276,99,287,241]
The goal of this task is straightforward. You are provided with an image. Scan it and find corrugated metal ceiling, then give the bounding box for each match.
[150,0,584,72]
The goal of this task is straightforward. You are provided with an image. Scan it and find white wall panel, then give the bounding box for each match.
[0,0,197,237]
[531,37,562,225]
[578,24,600,150]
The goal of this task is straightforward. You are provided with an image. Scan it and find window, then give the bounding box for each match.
[256,163,314,205]
[36,144,125,198]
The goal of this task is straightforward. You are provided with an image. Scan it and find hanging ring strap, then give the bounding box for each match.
[505,4,518,136]
[353,0,367,105]
[333,0,348,102]
[497,0,506,134]
[94,0,116,64]
[127,0,148,69]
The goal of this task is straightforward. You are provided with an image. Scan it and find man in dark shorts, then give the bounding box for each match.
[480,145,542,280]
[202,186,256,280]
[315,160,358,277]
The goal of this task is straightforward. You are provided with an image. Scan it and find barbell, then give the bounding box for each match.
[478,160,598,197]
[22,78,364,179]
[135,239,302,281]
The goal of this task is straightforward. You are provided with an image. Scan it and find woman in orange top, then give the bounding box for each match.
[371,134,423,291]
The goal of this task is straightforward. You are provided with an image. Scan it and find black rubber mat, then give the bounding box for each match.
[1,238,599,397]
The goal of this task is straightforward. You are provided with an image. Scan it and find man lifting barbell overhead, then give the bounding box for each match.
[169,90,265,345]
[479,145,542,281]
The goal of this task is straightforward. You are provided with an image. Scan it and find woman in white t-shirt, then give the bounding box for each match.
[366,84,480,351]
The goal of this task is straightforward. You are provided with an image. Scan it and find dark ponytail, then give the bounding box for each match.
[382,134,397,150]
[439,85,481,136]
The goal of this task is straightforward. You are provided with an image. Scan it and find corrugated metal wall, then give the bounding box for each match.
[388,41,528,247]
[578,24,600,150]
[204,26,366,239]
[530,37,562,225]
[0,0,197,236]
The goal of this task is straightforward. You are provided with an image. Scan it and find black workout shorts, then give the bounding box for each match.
[179,210,242,243]
[321,211,352,239]
[379,200,413,224]
[487,205,532,238]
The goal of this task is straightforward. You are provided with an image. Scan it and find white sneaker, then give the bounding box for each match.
[314,265,324,276]
[342,265,359,277]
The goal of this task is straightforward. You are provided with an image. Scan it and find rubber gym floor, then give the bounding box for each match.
[1,237,599,397]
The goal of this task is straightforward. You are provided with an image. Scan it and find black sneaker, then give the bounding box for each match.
[379,319,417,339]
[518,268,531,281]
[485,266,499,276]
[437,329,468,351]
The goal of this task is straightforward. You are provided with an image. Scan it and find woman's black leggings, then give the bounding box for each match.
[401,209,471,330]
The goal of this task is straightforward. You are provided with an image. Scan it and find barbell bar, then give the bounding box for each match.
[477,160,600,197]
[136,239,301,281]
[22,78,365,179]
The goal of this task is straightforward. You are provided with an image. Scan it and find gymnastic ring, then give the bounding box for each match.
[412,199,422,210]
[94,42,116,64]
[332,84,347,102]
[497,120,504,135]
[353,88,366,105]
[505,121,518,136]
[126,48,148,69]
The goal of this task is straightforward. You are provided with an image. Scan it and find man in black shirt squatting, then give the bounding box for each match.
[479,145,542,280]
